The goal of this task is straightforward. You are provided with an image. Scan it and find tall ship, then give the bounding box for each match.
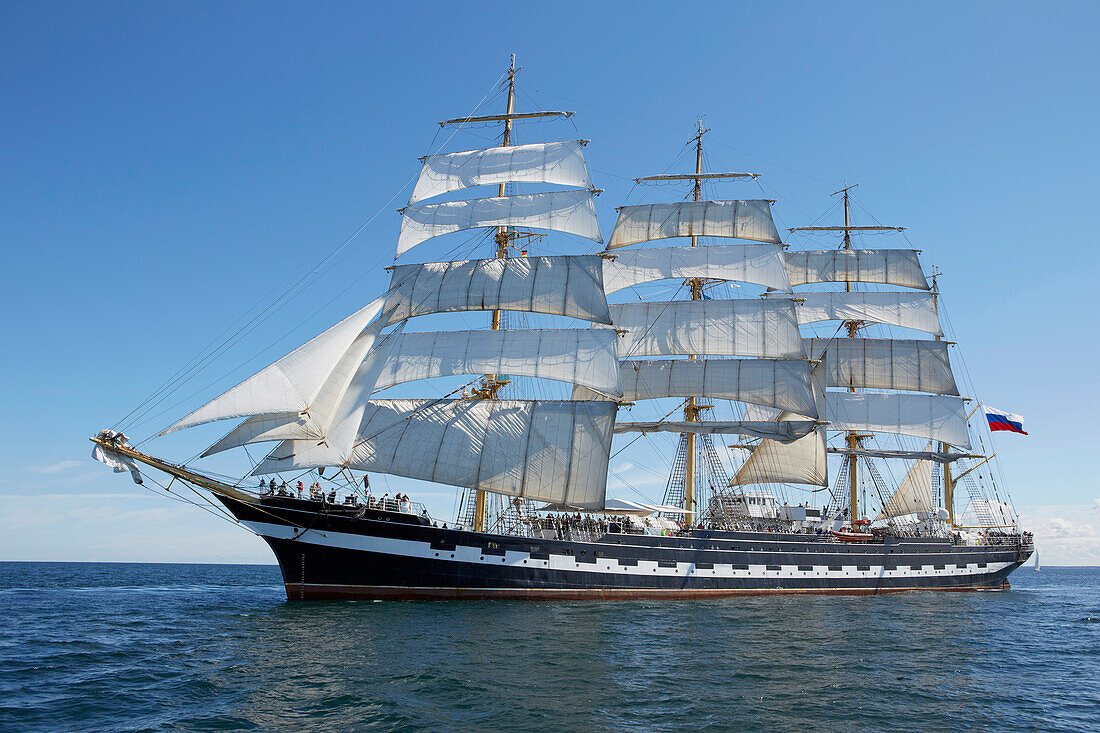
[93,60,1033,599]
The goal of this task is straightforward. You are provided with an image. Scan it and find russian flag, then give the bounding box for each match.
[984,405,1027,435]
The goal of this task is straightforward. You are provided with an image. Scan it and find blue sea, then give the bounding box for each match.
[0,562,1096,732]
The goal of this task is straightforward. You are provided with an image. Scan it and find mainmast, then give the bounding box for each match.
[635,122,758,527]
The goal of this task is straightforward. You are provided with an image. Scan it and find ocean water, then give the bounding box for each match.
[0,562,1096,732]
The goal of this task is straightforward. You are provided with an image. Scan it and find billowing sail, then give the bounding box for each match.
[613,419,817,442]
[409,141,594,204]
[583,358,817,417]
[252,327,405,473]
[334,399,616,509]
[372,329,623,397]
[397,190,602,257]
[602,243,790,293]
[729,365,828,487]
[826,392,971,449]
[611,299,804,359]
[785,249,929,290]
[805,338,958,395]
[202,322,405,457]
[730,426,827,487]
[875,446,935,520]
[162,298,387,436]
[607,200,782,249]
[782,291,943,336]
[384,255,612,325]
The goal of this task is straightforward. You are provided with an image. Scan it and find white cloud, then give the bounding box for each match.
[27,459,82,474]
[1018,503,1100,566]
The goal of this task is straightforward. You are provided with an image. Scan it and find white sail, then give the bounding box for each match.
[875,446,935,520]
[201,321,403,457]
[251,327,405,473]
[613,419,817,442]
[373,329,623,397]
[730,426,828,487]
[785,249,929,290]
[610,299,804,359]
[582,358,817,417]
[162,298,387,435]
[607,200,781,249]
[330,399,616,509]
[826,392,971,449]
[781,291,943,336]
[602,243,790,293]
[805,338,958,395]
[397,190,602,257]
[730,365,828,487]
[409,141,594,204]
[384,255,612,325]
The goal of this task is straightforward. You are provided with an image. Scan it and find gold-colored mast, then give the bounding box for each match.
[637,124,756,529]
[790,187,905,530]
[472,56,519,533]
[930,268,955,530]
[841,186,861,528]
[682,122,708,528]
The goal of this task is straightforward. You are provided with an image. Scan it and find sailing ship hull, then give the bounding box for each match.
[221,496,1032,601]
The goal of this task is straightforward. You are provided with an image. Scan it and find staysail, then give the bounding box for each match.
[162,297,388,436]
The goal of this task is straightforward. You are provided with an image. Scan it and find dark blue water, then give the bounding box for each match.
[0,562,1096,732]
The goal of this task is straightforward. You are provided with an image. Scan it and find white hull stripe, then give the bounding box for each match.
[243,520,1013,581]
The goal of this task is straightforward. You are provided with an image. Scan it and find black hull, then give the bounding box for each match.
[220,496,1032,601]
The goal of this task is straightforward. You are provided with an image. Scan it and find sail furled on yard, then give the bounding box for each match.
[332,399,616,509]
[875,446,935,520]
[409,141,594,204]
[397,190,602,257]
[372,329,623,398]
[383,255,612,325]
[826,392,971,449]
[601,243,791,293]
[610,299,804,359]
[573,358,818,417]
[607,200,782,249]
[784,249,929,290]
[614,419,817,442]
[163,297,388,436]
[805,338,958,395]
[776,291,943,336]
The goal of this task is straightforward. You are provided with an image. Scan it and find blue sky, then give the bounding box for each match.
[3,1,1098,564]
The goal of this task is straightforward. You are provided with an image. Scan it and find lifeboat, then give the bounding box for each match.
[831,526,874,542]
